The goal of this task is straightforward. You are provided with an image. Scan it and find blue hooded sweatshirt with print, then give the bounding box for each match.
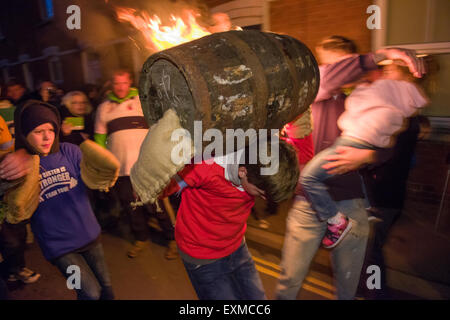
[31,142,101,261]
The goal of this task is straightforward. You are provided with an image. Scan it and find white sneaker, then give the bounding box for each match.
[8,267,41,284]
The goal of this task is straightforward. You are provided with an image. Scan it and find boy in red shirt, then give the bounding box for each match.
[163,137,299,300]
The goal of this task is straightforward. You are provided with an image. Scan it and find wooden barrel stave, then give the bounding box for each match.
[139,30,319,140]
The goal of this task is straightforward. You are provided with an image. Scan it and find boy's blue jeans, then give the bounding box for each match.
[53,242,114,300]
[300,137,373,221]
[182,241,267,300]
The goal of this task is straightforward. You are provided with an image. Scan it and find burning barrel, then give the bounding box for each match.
[132,30,319,203]
[139,30,319,136]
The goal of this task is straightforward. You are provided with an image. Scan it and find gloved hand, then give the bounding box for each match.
[2,155,40,224]
[80,139,120,192]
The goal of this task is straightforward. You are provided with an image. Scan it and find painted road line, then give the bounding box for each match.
[255,264,280,279]
[253,256,335,292]
[253,256,282,271]
[302,283,335,300]
[254,264,335,300]
[305,276,335,292]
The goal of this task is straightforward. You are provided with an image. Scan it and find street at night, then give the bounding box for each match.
[0,0,449,308]
[5,207,450,300]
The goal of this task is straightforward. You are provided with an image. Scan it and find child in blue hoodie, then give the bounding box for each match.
[14,100,114,300]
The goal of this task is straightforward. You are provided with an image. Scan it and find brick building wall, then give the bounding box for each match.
[269,0,373,54]
[0,0,83,88]
[0,0,133,91]
[266,0,449,232]
[2,0,448,232]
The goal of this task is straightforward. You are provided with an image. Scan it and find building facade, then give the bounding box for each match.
[0,0,448,230]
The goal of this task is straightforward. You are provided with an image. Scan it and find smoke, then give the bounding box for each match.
[58,1,227,84]
[108,0,214,26]
[113,0,229,35]
[77,1,233,50]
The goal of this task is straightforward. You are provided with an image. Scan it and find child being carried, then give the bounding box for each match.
[300,60,428,249]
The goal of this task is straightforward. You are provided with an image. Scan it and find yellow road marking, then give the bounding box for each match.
[254,264,335,300]
[252,256,281,271]
[255,264,280,279]
[253,256,335,292]
[305,276,335,292]
[302,283,336,300]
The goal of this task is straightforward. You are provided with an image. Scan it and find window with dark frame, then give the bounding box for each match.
[0,24,5,41]
[39,0,54,21]
[242,25,262,31]
[49,57,63,85]
[373,0,450,123]
[2,67,10,84]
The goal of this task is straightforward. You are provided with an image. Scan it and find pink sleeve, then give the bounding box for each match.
[315,54,378,103]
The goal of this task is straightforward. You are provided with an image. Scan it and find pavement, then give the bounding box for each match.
[2,197,449,300]
[246,197,450,300]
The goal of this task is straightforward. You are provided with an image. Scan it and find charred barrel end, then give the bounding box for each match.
[139,30,320,138]
[139,60,159,127]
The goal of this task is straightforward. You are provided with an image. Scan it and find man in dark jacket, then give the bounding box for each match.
[357,116,423,299]
[0,97,41,287]
[276,35,424,300]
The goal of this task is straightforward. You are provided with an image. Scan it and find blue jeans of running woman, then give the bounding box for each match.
[53,242,114,300]
[300,137,374,221]
[182,241,266,300]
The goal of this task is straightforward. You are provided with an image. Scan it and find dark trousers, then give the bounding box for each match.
[112,176,174,242]
[53,242,114,300]
[0,277,8,299]
[357,207,401,299]
[182,242,266,300]
[0,221,27,276]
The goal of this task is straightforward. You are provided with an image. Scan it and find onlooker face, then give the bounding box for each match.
[362,69,384,83]
[112,73,132,99]
[26,122,55,156]
[69,94,88,116]
[88,87,99,100]
[7,84,26,102]
[315,47,348,65]
[209,13,232,33]
[40,81,56,102]
[382,63,413,82]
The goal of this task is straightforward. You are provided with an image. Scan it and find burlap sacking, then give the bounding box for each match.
[80,139,120,192]
[130,109,194,204]
[4,155,40,224]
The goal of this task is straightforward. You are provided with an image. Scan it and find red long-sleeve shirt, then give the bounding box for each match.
[164,162,255,259]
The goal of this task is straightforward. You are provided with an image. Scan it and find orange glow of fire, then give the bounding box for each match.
[116,7,235,52]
